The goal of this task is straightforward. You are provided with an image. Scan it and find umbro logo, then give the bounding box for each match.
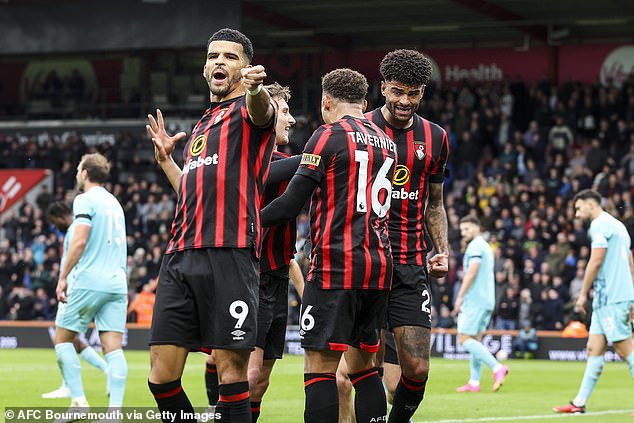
[231,329,245,340]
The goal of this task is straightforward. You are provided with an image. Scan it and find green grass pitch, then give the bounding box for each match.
[1,349,632,422]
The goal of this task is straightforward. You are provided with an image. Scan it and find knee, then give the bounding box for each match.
[402,359,429,381]
[247,367,261,391]
[251,378,269,402]
[336,372,353,395]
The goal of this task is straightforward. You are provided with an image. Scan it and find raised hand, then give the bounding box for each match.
[146,109,187,162]
[241,65,267,93]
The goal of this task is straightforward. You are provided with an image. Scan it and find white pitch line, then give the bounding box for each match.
[415,408,634,423]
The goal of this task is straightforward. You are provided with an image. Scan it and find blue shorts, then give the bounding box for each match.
[56,288,127,333]
[589,301,633,343]
[457,306,492,336]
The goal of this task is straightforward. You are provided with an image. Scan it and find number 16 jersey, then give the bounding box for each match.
[296,115,397,291]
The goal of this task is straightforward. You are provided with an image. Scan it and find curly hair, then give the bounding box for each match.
[380,49,432,86]
[207,28,254,63]
[264,82,291,103]
[80,153,111,184]
[321,68,368,103]
[46,201,71,223]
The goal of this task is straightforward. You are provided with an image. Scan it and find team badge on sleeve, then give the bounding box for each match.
[301,153,322,167]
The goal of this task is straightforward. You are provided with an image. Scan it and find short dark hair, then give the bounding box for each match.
[460,215,481,226]
[46,201,71,224]
[322,68,368,103]
[80,153,111,184]
[207,28,254,63]
[573,189,602,205]
[264,82,291,103]
[380,49,432,86]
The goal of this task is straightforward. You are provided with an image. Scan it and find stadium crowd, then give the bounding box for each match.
[1,74,633,332]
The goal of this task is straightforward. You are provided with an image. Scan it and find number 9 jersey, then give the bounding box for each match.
[296,115,397,291]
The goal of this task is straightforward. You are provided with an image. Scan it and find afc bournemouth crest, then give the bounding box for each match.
[414,141,426,160]
[213,108,228,126]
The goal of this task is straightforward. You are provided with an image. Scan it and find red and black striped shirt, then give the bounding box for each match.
[259,151,297,273]
[166,96,276,256]
[297,115,396,290]
[366,108,450,265]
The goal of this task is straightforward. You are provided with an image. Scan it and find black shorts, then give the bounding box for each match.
[149,248,259,351]
[388,264,432,330]
[300,283,388,353]
[383,330,399,365]
[256,267,289,360]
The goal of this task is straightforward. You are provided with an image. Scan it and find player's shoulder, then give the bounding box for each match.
[415,114,447,138]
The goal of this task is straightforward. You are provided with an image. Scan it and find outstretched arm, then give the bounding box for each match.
[242,65,274,128]
[261,174,317,227]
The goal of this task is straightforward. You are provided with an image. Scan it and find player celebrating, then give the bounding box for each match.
[203,83,305,422]
[454,216,508,393]
[146,28,276,422]
[261,68,396,423]
[365,49,450,423]
[554,189,634,414]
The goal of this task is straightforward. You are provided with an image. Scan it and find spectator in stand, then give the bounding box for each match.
[541,289,564,330]
[496,287,519,330]
[127,280,157,327]
[512,321,538,359]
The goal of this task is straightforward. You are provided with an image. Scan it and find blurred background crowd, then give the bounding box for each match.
[1,74,633,332]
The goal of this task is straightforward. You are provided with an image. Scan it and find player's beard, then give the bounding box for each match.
[208,72,242,98]
[75,179,85,193]
[386,101,415,122]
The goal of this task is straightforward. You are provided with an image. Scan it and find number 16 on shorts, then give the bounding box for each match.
[299,305,315,337]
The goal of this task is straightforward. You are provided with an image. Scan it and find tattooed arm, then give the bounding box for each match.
[425,182,449,278]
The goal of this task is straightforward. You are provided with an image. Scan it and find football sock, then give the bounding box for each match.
[250,400,261,422]
[469,356,482,385]
[574,356,604,407]
[217,381,250,423]
[148,378,196,423]
[105,349,127,407]
[55,343,85,400]
[79,346,108,373]
[462,338,499,370]
[304,373,338,423]
[388,374,427,423]
[349,367,386,423]
[626,351,634,378]
[205,363,219,406]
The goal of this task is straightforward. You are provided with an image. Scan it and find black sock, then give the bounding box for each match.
[205,363,219,406]
[217,381,250,423]
[250,401,261,422]
[388,374,428,423]
[304,373,338,423]
[148,379,196,423]
[349,367,386,423]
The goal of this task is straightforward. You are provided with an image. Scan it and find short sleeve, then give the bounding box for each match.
[429,129,450,184]
[296,125,335,183]
[589,220,609,249]
[73,194,94,226]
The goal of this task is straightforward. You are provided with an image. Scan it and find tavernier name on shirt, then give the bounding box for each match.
[347,131,397,153]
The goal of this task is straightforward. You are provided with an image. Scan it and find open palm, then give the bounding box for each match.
[146,109,187,162]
